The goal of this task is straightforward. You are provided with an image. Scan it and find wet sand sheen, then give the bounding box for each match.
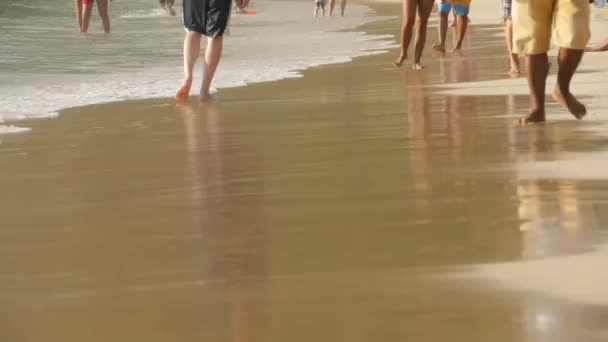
[1,2,608,341]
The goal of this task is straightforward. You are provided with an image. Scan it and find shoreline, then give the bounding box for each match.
[0,0,399,134]
[4,2,607,135]
[2,1,608,339]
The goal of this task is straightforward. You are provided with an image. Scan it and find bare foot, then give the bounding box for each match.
[552,88,587,119]
[413,63,423,70]
[508,66,520,78]
[175,78,192,102]
[393,54,406,67]
[159,4,170,15]
[449,20,456,28]
[199,92,216,104]
[432,43,446,53]
[450,46,462,54]
[513,109,546,126]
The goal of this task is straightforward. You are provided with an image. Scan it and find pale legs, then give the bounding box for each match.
[201,37,224,102]
[314,2,325,18]
[552,48,586,118]
[317,7,326,17]
[75,0,84,32]
[176,32,224,104]
[176,32,201,102]
[394,0,434,69]
[329,0,346,16]
[81,0,110,33]
[516,48,586,125]
[81,1,94,32]
[97,0,111,33]
[504,18,520,76]
[340,0,346,16]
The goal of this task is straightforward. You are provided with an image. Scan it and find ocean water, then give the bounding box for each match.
[0,0,397,133]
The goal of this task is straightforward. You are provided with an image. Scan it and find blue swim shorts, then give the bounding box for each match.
[437,2,470,16]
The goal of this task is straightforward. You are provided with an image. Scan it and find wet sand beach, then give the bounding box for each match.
[1,1,608,341]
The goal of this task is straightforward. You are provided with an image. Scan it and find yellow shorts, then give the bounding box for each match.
[449,0,471,5]
[513,0,590,55]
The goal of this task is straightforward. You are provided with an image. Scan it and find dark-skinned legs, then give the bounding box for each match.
[451,12,468,52]
[553,47,586,118]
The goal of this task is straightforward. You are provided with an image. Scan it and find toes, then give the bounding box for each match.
[513,118,528,126]
[513,116,545,126]
[176,87,190,102]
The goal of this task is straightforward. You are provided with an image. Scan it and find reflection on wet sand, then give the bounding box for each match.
[469,117,608,342]
[510,126,602,258]
[180,102,266,342]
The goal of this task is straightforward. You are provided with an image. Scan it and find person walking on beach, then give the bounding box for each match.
[393,0,435,70]
[159,0,176,15]
[432,0,471,53]
[329,0,346,16]
[75,0,111,33]
[176,0,247,103]
[315,0,326,18]
[503,0,520,76]
[513,0,590,125]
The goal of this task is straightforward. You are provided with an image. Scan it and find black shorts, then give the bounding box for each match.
[503,0,512,19]
[183,0,231,38]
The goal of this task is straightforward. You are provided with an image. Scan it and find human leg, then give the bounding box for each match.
[176,31,202,102]
[200,36,224,103]
[394,0,419,67]
[432,2,450,53]
[97,0,110,33]
[81,0,94,33]
[512,0,553,125]
[75,0,84,32]
[413,0,435,69]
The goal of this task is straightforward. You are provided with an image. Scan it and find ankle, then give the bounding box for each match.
[555,86,570,96]
[530,106,545,114]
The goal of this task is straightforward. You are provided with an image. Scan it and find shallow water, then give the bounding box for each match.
[0,0,396,126]
[1,10,608,342]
